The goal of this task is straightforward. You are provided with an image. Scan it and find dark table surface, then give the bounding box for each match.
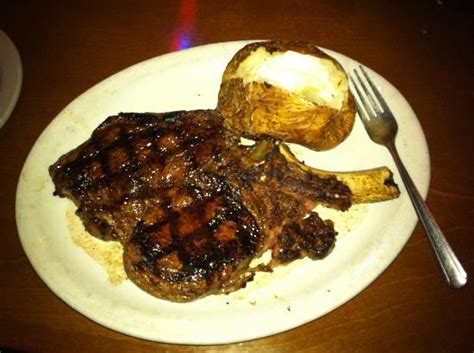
[1,1,473,352]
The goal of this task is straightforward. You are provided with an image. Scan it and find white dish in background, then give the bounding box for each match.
[0,30,22,128]
[16,40,430,344]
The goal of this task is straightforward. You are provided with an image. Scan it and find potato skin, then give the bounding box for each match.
[217,41,356,151]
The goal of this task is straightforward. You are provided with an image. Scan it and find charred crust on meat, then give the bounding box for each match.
[127,176,261,288]
[273,214,336,264]
[384,171,397,187]
[50,109,350,301]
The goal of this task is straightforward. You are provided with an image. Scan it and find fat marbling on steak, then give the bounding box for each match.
[49,110,352,302]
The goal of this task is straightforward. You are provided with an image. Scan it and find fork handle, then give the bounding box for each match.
[387,142,467,288]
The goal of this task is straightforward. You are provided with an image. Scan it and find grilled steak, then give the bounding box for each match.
[50,110,352,301]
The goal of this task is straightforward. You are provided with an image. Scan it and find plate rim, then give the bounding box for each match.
[0,30,23,128]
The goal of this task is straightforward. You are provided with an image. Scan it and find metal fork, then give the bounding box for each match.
[349,65,467,288]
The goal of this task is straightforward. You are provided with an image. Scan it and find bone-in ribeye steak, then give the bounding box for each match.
[49,110,352,302]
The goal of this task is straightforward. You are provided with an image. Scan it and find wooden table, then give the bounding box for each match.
[1,1,473,352]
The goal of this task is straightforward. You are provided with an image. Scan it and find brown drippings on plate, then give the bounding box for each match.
[314,203,368,235]
[66,204,127,284]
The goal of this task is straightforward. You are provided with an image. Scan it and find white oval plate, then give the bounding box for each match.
[16,40,430,344]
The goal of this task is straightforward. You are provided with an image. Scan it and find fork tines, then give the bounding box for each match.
[349,65,392,121]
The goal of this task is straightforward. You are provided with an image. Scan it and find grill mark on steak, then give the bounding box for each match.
[50,110,233,243]
[130,178,260,281]
[50,109,352,301]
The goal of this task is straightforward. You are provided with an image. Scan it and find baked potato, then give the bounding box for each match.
[217,40,355,151]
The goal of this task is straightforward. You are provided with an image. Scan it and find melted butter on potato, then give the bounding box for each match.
[233,47,347,110]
